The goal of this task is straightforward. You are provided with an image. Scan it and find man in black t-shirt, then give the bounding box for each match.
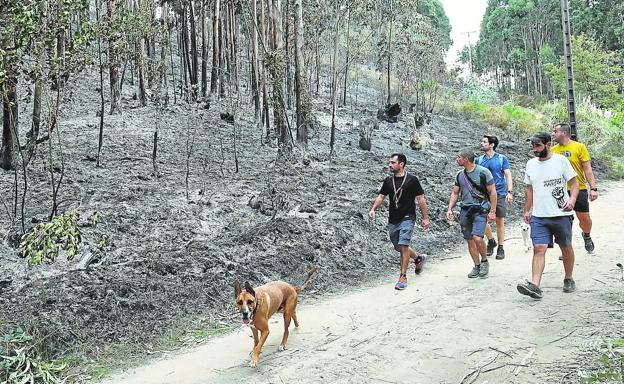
[368,153,430,290]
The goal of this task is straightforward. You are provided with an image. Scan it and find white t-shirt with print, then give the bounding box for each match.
[524,153,577,217]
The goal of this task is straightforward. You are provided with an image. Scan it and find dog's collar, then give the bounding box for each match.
[250,294,262,321]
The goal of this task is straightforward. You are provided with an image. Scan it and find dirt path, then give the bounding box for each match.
[103,181,624,384]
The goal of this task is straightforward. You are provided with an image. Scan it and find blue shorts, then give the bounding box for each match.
[530,216,574,246]
[388,217,415,251]
[459,206,487,240]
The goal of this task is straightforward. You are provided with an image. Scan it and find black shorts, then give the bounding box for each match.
[570,189,589,213]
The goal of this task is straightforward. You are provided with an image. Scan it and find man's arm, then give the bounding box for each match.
[446,186,460,221]
[581,160,598,201]
[504,169,513,203]
[486,183,497,223]
[416,194,430,230]
[368,194,386,221]
[523,185,533,223]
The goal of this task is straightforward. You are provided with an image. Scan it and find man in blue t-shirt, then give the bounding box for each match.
[476,135,513,260]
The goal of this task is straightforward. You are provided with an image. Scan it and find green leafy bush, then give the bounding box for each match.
[19,213,81,266]
[581,339,624,383]
[0,328,66,383]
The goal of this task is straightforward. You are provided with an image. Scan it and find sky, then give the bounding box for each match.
[439,0,489,68]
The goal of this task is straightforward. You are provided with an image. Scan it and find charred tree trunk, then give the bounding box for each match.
[107,0,122,114]
[294,0,309,148]
[342,7,350,106]
[329,0,339,156]
[269,0,289,151]
[135,3,147,107]
[1,77,18,170]
[201,0,208,98]
[250,0,261,120]
[209,0,221,100]
[189,0,199,100]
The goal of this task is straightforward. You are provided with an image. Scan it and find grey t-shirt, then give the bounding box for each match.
[454,165,494,206]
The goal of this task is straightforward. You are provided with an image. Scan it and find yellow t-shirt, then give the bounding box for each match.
[551,141,591,190]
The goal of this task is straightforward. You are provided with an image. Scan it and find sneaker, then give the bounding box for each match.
[582,233,595,253]
[486,239,497,257]
[468,265,480,278]
[517,281,543,299]
[394,275,407,290]
[479,261,489,278]
[496,246,505,260]
[414,254,427,275]
[563,278,576,293]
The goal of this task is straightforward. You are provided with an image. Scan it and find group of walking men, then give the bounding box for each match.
[368,123,598,299]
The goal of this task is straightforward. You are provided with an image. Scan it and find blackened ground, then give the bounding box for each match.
[0,69,570,369]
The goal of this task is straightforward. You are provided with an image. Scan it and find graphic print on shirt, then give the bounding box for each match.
[544,178,566,208]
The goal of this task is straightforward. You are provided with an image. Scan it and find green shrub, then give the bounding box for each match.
[19,212,82,266]
[580,339,624,383]
[1,328,66,383]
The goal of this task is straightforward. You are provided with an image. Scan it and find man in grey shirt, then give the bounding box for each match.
[446,148,497,278]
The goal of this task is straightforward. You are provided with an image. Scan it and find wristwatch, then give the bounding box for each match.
[507,190,513,194]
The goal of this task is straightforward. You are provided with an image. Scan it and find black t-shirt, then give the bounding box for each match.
[379,172,425,224]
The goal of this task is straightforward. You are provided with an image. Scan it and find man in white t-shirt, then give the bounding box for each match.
[517,132,579,300]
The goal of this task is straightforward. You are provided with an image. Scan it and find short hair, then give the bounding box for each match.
[390,153,407,166]
[483,135,499,150]
[459,147,476,163]
[554,123,571,136]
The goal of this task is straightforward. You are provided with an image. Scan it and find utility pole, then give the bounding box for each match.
[560,0,577,139]
[462,31,477,75]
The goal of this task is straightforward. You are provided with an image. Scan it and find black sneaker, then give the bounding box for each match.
[486,239,497,257]
[517,281,543,299]
[563,278,576,293]
[582,233,595,253]
[496,246,505,260]
[468,265,480,278]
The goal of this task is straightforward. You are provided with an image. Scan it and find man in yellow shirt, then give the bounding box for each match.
[551,123,598,252]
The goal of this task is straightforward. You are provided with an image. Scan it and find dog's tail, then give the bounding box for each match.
[296,266,319,292]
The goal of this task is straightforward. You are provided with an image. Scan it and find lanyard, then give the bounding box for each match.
[392,172,408,209]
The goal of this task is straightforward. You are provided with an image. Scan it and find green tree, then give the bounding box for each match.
[545,34,624,110]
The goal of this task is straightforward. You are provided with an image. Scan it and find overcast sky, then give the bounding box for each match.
[440,0,489,68]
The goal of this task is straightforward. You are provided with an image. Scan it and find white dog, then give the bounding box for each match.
[520,222,531,251]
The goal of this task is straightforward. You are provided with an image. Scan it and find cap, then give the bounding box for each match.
[527,132,551,144]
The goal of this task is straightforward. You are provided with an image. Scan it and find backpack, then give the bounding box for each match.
[476,153,505,172]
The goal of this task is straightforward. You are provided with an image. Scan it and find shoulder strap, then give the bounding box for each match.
[462,170,489,200]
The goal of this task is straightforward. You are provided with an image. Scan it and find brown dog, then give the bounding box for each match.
[234,267,318,367]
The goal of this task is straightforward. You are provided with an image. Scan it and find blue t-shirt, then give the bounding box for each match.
[476,152,510,195]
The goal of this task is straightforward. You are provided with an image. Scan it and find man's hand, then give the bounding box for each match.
[506,192,513,204]
[368,209,376,221]
[562,197,576,212]
[589,190,598,201]
[523,211,531,223]
[487,211,496,224]
[446,209,454,222]
[422,218,430,230]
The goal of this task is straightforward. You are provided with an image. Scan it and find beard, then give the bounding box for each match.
[533,148,548,158]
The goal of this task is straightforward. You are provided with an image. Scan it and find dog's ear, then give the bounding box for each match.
[234,280,241,298]
[244,281,255,297]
